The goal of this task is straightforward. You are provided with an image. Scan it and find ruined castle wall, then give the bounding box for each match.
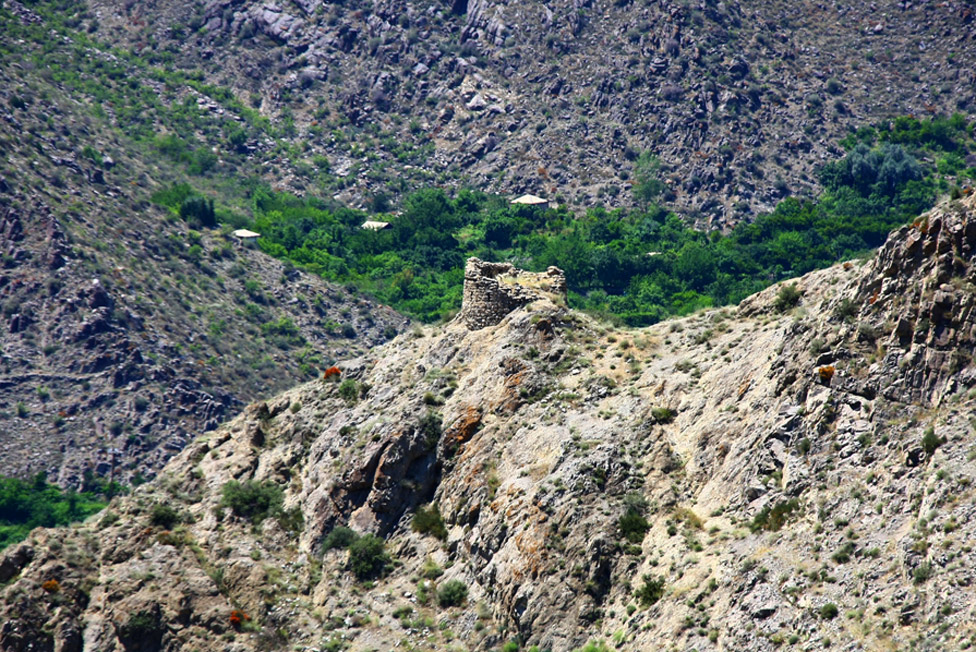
[459,257,567,330]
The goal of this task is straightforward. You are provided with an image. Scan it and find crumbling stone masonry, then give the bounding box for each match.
[459,257,567,330]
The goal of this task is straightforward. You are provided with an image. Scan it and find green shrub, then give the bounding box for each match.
[774,283,802,312]
[436,579,468,607]
[913,563,934,584]
[411,504,447,540]
[833,297,858,321]
[819,603,839,619]
[921,427,943,457]
[831,541,856,564]
[749,499,801,533]
[150,182,195,210]
[634,574,665,607]
[220,480,283,524]
[618,509,650,544]
[650,407,674,424]
[322,526,359,551]
[120,609,164,646]
[348,533,391,580]
[418,411,442,446]
[149,504,180,529]
[338,379,360,404]
[421,557,444,580]
[179,195,216,228]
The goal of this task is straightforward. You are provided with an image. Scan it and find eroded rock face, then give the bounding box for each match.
[838,193,976,405]
[459,257,566,329]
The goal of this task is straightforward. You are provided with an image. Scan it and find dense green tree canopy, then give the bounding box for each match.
[150,115,974,326]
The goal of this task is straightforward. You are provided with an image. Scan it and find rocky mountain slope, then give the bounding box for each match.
[3,193,976,651]
[0,71,408,487]
[83,0,976,225]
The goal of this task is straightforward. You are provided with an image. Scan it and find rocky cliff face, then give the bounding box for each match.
[4,194,976,651]
[85,0,976,225]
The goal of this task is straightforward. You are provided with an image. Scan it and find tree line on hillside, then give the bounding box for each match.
[0,474,111,550]
[150,114,974,325]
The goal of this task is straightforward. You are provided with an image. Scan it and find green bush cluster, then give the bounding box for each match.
[322,525,395,581]
[120,610,165,647]
[322,526,359,551]
[921,427,944,457]
[618,493,650,544]
[436,579,468,607]
[773,283,802,312]
[219,480,285,525]
[149,504,181,529]
[418,411,443,447]
[179,195,216,229]
[411,504,447,540]
[237,114,971,325]
[749,499,801,533]
[574,643,611,652]
[650,407,675,424]
[337,379,361,404]
[819,602,839,619]
[0,474,107,551]
[634,574,665,607]
[348,533,392,580]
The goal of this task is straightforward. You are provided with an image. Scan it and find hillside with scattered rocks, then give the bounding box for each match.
[3,194,976,651]
[3,0,976,488]
[82,0,976,226]
[0,57,408,487]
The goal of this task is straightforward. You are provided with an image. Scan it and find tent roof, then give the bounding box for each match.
[511,194,549,205]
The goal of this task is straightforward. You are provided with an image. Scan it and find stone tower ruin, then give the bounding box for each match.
[458,257,567,330]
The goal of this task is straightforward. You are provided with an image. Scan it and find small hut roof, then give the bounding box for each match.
[361,220,391,230]
[511,194,549,206]
[232,229,261,238]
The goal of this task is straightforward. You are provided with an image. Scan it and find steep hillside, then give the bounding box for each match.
[3,193,976,651]
[83,0,976,225]
[0,30,409,487]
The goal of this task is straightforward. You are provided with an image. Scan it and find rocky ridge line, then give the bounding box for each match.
[3,195,976,650]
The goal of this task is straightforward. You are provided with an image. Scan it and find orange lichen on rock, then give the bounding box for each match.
[442,406,482,454]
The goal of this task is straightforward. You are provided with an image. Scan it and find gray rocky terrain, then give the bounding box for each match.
[85,0,976,226]
[0,146,407,487]
[3,193,976,650]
